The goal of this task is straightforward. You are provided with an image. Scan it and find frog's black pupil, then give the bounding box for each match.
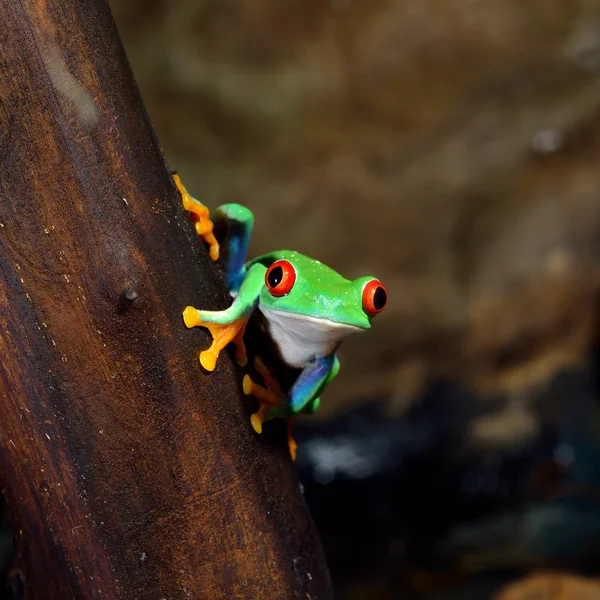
[268,265,283,288]
[373,286,387,310]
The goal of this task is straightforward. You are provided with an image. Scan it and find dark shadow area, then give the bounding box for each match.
[0,497,14,600]
[294,368,600,598]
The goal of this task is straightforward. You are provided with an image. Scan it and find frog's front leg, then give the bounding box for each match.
[173,173,220,261]
[183,263,266,371]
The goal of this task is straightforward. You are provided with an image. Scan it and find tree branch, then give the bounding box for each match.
[0,0,333,597]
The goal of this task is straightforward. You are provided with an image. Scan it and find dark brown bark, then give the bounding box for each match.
[0,1,333,598]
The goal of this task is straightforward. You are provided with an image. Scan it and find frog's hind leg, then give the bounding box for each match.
[183,262,265,371]
[244,356,285,433]
[212,203,254,295]
[243,354,337,460]
[243,357,300,460]
[173,173,220,261]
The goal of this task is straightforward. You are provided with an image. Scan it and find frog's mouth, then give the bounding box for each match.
[258,305,364,368]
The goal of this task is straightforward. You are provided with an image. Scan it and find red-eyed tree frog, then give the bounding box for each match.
[173,174,387,459]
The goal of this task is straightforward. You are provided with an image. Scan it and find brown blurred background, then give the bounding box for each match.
[108,2,600,598]
[111,0,600,419]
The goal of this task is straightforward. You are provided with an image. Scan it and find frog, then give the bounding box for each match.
[173,174,387,459]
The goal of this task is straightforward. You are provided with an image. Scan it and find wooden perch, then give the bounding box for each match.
[0,0,333,598]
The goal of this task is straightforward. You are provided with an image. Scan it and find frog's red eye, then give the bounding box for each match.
[362,279,387,316]
[265,260,296,296]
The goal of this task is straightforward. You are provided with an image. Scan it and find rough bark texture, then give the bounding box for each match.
[0,1,333,598]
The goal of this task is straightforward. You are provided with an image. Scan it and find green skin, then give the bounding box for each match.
[185,202,383,420]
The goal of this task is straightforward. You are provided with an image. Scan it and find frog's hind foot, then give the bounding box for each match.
[173,173,220,261]
[183,306,248,371]
[244,357,297,460]
[244,356,284,406]
[244,356,284,429]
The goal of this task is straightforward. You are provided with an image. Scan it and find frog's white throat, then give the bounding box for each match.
[258,305,364,369]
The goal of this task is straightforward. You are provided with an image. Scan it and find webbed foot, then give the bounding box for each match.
[173,173,220,261]
[243,357,298,460]
[183,306,247,370]
[243,357,285,428]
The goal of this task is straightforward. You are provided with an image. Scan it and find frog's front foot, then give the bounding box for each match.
[173,173,220,261]
[243,357,297,460]
[183,306,248,371]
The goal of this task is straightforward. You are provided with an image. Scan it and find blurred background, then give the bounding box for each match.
[110,1,600,598]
